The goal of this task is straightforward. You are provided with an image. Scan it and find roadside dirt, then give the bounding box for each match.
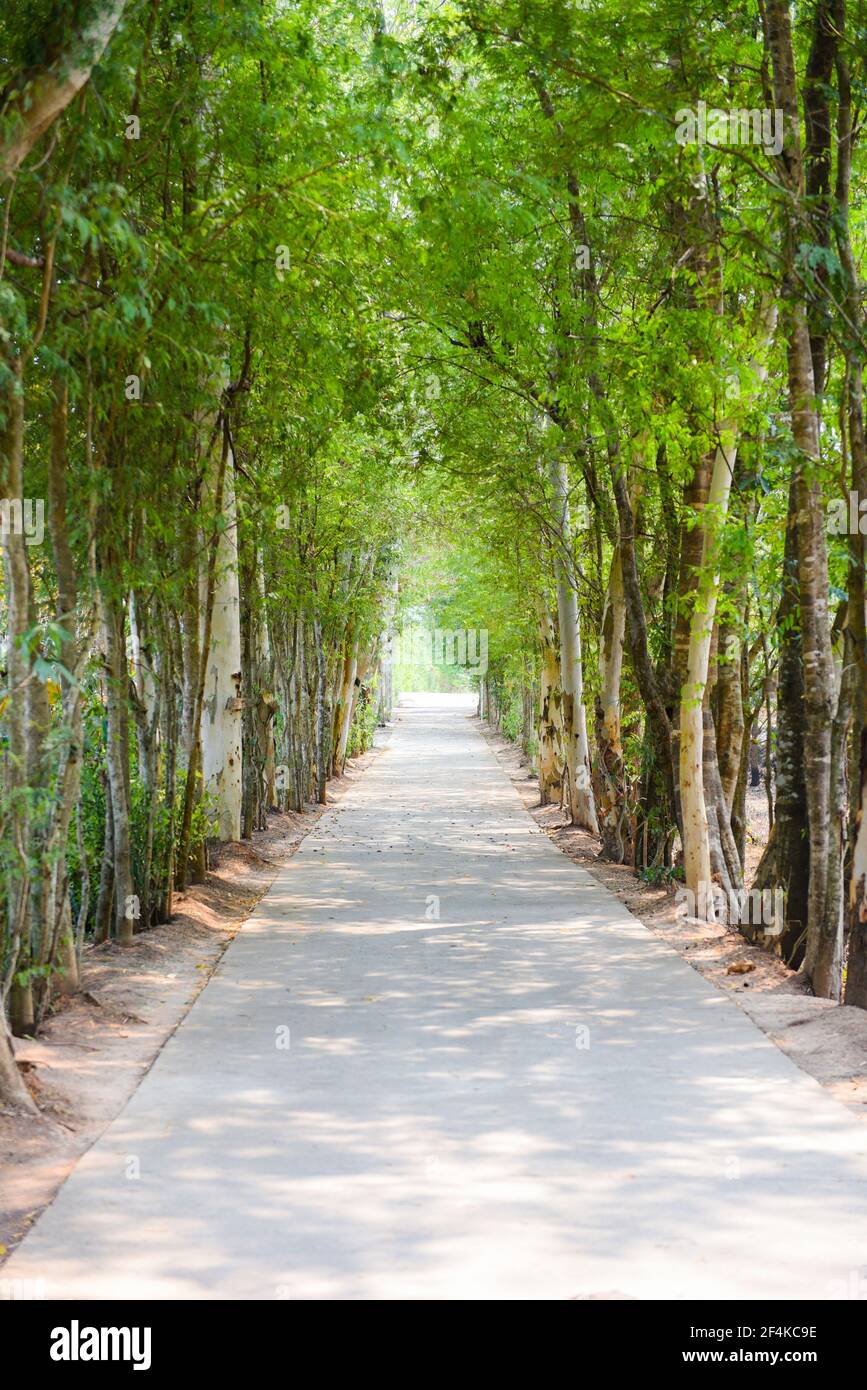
[0,738,388,1266]
[477,717,867,1124]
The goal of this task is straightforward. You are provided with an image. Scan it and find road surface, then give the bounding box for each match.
[3,694,867,1299]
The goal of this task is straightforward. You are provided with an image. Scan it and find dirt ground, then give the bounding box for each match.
[477,718,867,1124]
[0,738,388,1266]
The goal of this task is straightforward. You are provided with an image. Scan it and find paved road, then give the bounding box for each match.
[4,694,867,1299]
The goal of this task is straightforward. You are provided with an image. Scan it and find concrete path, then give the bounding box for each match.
[4,694,867,1300]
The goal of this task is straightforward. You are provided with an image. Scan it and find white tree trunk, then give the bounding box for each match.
[599,547,625,756]
[129,591,158,727]
[201,439,243,842]
[679,433,734,915]
[547,453,599,833]
[596,546,629,860]
[377,645,394,724]
[376,572,398,724]
[100,590,135,943]
[56,898,80,996]
[536,597,564,804]
[255,557,277,808]
[335,638,359,773]
[680,304,776,915]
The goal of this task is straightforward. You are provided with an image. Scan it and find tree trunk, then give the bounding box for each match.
[596,547,628,860]
[42,377,87,995]
[332,632,359,776]
[715,611,746,816]
[311,586,329,804]
[679,302,775,913]
[535,598,564,805]
[200,435,243,842]
[0,0,128,177]
[766,0,842,997]
[547,452,598,832]
[94,771,115,943]
[608,458,678,842]
[0,358,39,1105]
[0,1014,35,1113]
[55,898,80,996]
[848,729,867,1006]
[751,483,810,963]
[100,589,135,945]
[678,446,723,914]
[833,26,867,1008]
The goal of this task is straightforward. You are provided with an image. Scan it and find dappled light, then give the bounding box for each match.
[1,0,866,1326]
